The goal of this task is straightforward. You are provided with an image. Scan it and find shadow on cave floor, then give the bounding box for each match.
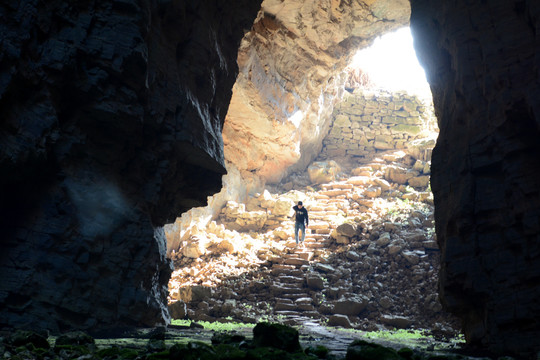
[168,149,462,353]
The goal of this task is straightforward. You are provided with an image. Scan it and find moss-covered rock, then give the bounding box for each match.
[212,332,247,346]
[252,323,301,353]
[305,345,330,359]
[5,330,50,349]
[147,349,170,359]
[147,339,166,352]
[346,340,401,360]
[170,341,216,360]
[54,344,92,357]
[55,331,95,346]
[214,343,248,360]
[97,346,140,359]
[246,346,292,360]
[397,347,414,359]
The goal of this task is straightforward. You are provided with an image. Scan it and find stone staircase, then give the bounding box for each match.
[170,152,460,332]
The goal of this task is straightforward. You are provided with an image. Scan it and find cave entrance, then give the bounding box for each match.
[165,24,456,338]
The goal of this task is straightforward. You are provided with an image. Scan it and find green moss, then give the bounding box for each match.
[252,322,301,353]
[9,330,51,350]
[247,346,291,360]
[214,343,248,360]
[346,340,401,360]
[147,349,170,359]
[397,347,414,359]
[305,345,330,359]
[171,319,256,332]
[211,332,247,345]
[54,344,92,357]
[55,331,95,346]
[97,347,139,359]
[169,341,217,360]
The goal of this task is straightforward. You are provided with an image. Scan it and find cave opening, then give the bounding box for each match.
[163,23,459,341]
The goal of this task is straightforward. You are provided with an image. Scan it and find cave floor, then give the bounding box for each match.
[93,321,466,359]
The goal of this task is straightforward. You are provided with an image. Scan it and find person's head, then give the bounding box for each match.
[298,201,303,208]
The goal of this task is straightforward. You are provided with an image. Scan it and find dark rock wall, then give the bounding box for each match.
[0,0,260,333]
[410,0,540,355]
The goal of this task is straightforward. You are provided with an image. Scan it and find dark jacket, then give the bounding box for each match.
[293,205,308,225]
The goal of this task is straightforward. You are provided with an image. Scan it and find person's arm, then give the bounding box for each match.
[305,209,309,226]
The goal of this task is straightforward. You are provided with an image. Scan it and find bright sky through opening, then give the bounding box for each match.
[350,27,431,99]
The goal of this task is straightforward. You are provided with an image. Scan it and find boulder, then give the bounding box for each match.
[364,187,382,198]
[235,211,267,231]
[408,175,430,188]
[346,340,401,360]
[273,228,289,240]
[380,315,413,329]
[345,251,361,261]
[182,238,206,258]
[327,314,353,328]
[334,298,367,315]
[308,161,341,184]
[315,263,335,273]
[217,239,236,253]
[273,198,294,216]
[402,250,420,265]
[168,301,187,319]
[252,322,301,352]
[373,178,391,191]
[259,190,276,209]
[176,285,211,303]
[306,274,325,290]
[336,235,350,244]
[376,232,391,247]
[336,223,357,237]
[384,165,417,184]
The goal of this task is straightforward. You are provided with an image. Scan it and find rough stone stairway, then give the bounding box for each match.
[168,151,460,333]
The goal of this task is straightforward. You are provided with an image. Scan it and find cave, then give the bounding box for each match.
[1,0,539,358]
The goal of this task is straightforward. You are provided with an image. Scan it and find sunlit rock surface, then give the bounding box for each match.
[224,0,410,185]
[167,0,410,256]
[411,0,540,356]
[0,0,260,333]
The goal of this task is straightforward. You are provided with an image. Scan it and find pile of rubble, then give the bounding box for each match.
[167,149,460,335]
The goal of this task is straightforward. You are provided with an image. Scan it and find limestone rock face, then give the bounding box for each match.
[224,0,410,184]
[0,0,261,333]
[411,0,540,356]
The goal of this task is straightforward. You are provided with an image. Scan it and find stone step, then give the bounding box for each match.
[305,234,327,241]
[274,302,297,311]
[319,189,351,197]
[270,284,307,296]
[294,251,313,261]
[271,267,304,277]
[297,304,316,312]
[314,228,332,235]
[282,257,310,266]
[304,242,326,249]
[276,275,305,284]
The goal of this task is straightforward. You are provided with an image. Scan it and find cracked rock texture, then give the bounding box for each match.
[0,0,260,333]
[411,0,540,356]
[224,0,410,185]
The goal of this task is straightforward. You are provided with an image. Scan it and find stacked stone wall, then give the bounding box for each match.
[320,90,437,159]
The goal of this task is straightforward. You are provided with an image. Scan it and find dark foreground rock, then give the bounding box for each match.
[1,324,513,360]
[0,0,261,333]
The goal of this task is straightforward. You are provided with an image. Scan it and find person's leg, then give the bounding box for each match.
[300,222,306,243]
[294,222,300,244]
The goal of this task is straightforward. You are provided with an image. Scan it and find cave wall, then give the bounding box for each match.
[410,0,540,356]
[0,0,261,333]
[166,0,412,252]
[320,90,436,159]
[224,0,411,185]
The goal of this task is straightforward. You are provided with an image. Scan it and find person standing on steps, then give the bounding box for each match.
[292,201,309,246]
